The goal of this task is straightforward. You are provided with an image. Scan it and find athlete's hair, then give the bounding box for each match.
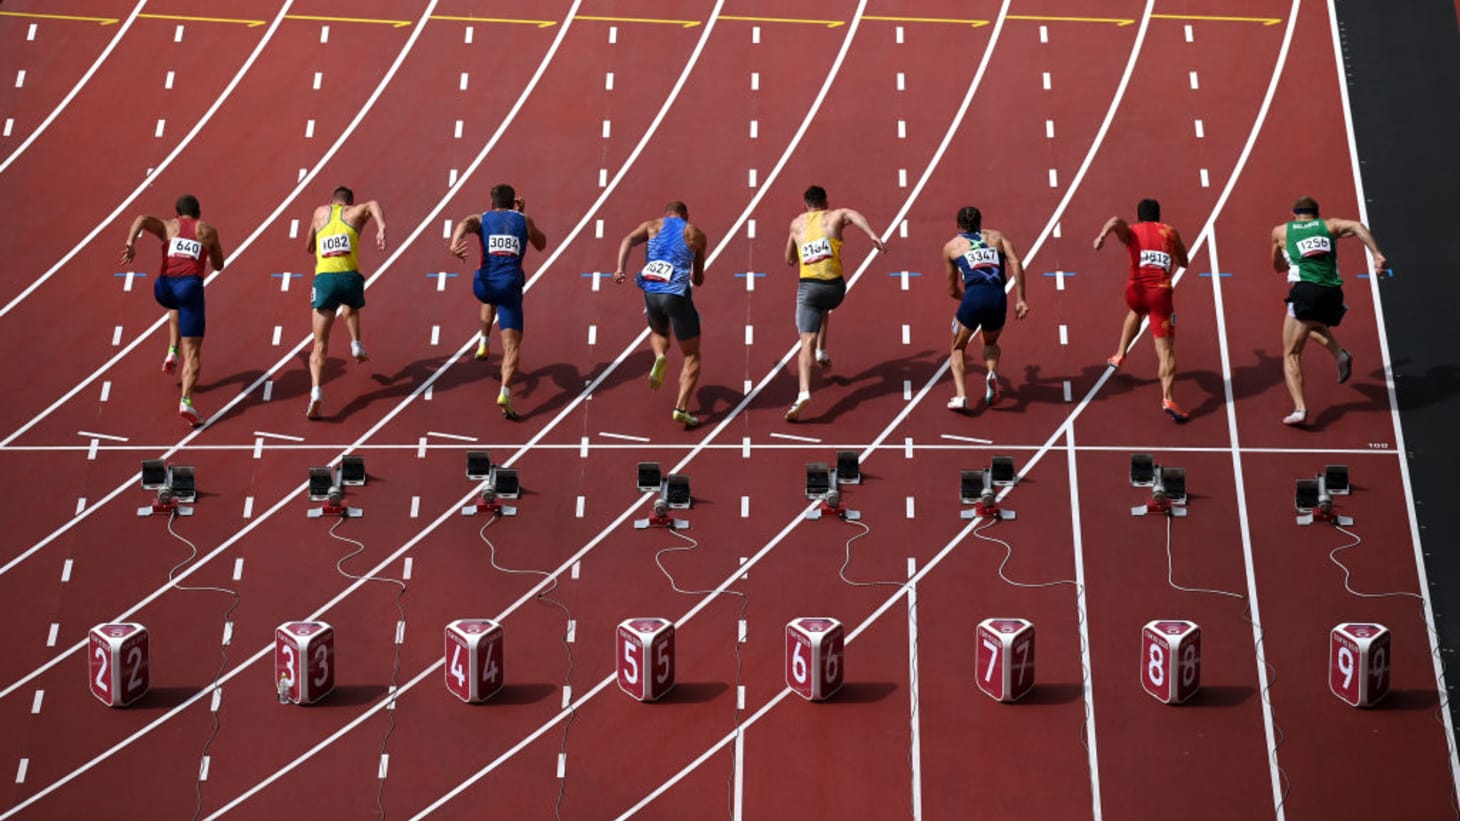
[956,206,982,233]
[332,186,354,205]
[803,185,828,209]
[665,200,688,218]
[490,184,516,209]
[175,194,201,218]
[1293,196,1320,216]
[1137,198,1161,223]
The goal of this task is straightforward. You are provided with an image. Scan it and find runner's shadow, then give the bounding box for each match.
[268,351,345,404]
[696,384,744,420]
[1227,347,1286,402]
[815,351,941,423]
[512,361,593,420]
[133,686,203,710]
[1307,381,1390,431]
[332,356,452,421]
[1376,688,1440,711]
[198,368,267,394]
[1008,363,1107,412]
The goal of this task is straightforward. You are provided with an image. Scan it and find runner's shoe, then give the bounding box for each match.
[648,356,668,390]
[785,393,811,422]
[306,398,323,420]
[672,408,701,428]
[474,339,490,361]
[815,349,832,367]
[1337,349,1352,384]
[1162,399,1189,423]
[162,351,178,374]
[497,391,519,421]
[947,396,967,411]
[985,373,1001,407]
[179,398,202,427]
[351,341,369,363]
[1282,408,1307,426]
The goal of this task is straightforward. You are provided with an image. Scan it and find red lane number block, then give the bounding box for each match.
[1141,620,1201,704]
[88,623,149,707]
[1330,622,1391,707]
[976,618,1035,703]
[275,621,335,705]
[786,617,844,702]
[445,619,504,703]
[617,618,675,702]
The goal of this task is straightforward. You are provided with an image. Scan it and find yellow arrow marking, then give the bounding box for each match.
[1152,13,1283,26]
[429,15,557,28]
[137,13,267,27]
[0,10,120,25]
[284,14,413,28]
[575,15,700,28]
[863,15,990,28]
[719,15,844,28]
[1007,14,1136,27]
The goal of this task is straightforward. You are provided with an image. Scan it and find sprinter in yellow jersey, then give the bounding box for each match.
[782,185,885,421]
[303,185,386,419]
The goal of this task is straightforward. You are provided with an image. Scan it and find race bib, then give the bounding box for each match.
[487,234,522,256]
[1296,235,1331,258]
[169,237,203,260]
[319,232,352,258]
[962,246,1000,269]
[800,237,832,264]
[1139,249,1172,271]
[641,259,675,282]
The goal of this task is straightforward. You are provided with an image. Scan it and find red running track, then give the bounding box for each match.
[0,1,1454,818]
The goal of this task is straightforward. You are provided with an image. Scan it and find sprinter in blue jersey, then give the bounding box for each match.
[449,184,547,419]
[614,201,709,427]
[942,206,1027,410]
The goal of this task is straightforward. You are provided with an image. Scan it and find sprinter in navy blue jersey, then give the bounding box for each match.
[614,201,709,427]
[943,206,1027,410]
[449,184,547,419]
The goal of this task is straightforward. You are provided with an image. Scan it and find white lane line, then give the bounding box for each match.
[74,498,85,515]
[744,325,753,345]
[1039,24,1048,43]
[1189,70,1199,89]
[895,24,904,43]
[378,754,389,779]
[1063,380,1072,402]
[0,1,147,175]
[46,624,58,647]
[99,381,111,402]
[1042,71,1051,90]
[902,380,911,400]
[1200,168,1210,188]
[253,431,304,442]
[604,72,613,90]
[77,430,127,442]
[222,622,233,646]
[270,326,282,346]
[233,559,244,581]
[87,440,99,461]
[905,496,915,518]
[598,432,650,443]
[402,558,413,580]
[1064,424,1102,816]
[595,220,603,239]
[1325,0,1460,800]
[211,689,222,712]
[2,120,11,138]
[901,323,910,344]
[897,120,906,139]
[61,560,72,582]
[154,119,165,138]
[1059,324,1068,345]
[905,437,914,459]
[939,434,992,444]
[575,497,585,518]
[305,120,315,138]
[1046,119,1054,139]
[313,72,322,90]
[898,168,908,187]
[587,325,597,345]
[1048,168,1058,188]
[750,71,759,91]
[426,431,477,442]
[31,690,43,714]
[409,497,420,518]
[1185,23,1194,42]
[16,759,28,784]
[747,219,756,238]
[556,754,566,779]
[262,381,273,401]
[908,557,923,819]
[1195,119,1205,138]
[749,120,758,139]
[252,438,263,460]
[174,24,184,42]
[740,496,749,518]
[598,168,607,187]
[896,71,905,91]
[566,621,576,643]
[242,497,254,519]
[602,119,611,139]
[320,24,329,43]
[747,168,757,188]
[742,437,751,458]
[768,432,821,444]
[608,24,617,43]
[571,562,580,580]
[454,119,463,139]
[289,219,299,238]
[395,621,405,645]
[448,169,458,187]
[464,25,473,44]
[430,325,440,346]
[27,24,37,41]
[417,437,428,459]
[580,437,590,458]
[165,71,175,90]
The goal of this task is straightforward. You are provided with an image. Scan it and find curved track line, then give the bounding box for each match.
[1325,0,1460,803]
[0,1,149,175]
[0,0,447,571]
[0,0,583,709]
[0,1,299,320]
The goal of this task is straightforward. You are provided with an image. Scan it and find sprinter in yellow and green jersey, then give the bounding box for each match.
[303,185,386,420]
[781,185,886,422]
[1269,196,1386,426]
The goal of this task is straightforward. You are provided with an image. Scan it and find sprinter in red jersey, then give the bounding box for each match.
[121,194,226,426]
[1093,198,1190,422]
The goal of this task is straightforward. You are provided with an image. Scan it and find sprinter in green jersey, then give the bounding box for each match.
[1269,196,1387,426]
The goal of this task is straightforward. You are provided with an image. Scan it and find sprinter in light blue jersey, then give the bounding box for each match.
[614,201,708,427]
[450,183,547,419]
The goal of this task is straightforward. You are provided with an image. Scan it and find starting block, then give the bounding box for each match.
[460,488,517,517]
[804,490,860,521]
[88,623,150,707]
[634,499,688,530]
[786,617,844,701]
[1330,623,1391,707]
[617,618,675,702]
[1141,620,1201,704]
[275,621,335,704]
[136,487,194,518]
[445,619,504,703]
[975,618,1035,702]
